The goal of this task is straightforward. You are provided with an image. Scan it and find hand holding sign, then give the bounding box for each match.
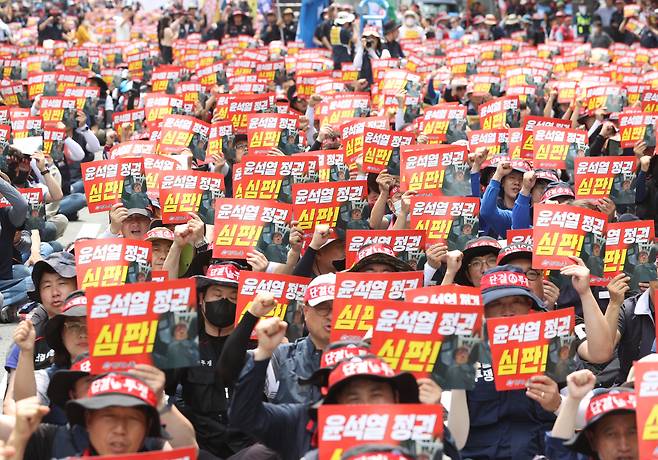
[565,369,596,402]
[526,374,561,412]
[607,273,630,307]
[425,244,448,270]
[127,364,165,407]
[417,377,442,405]
[560,256,591,296]
[254,317,288,360]
[13,320,36,353]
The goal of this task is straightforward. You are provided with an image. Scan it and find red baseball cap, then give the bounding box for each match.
[195,262,241,289]
[299,341,371,387]
[349,243,413,273]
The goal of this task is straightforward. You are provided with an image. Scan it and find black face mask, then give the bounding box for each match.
[203,299,236,328]
[332,258,346,271]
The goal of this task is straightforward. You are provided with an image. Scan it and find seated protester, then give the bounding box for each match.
[497,243,560,310]
[166,262,265,458]
[218,275,335,405]
[100,205,153,240]
[12,291,88,425]
[462,262,611,459]
[5,148,66,242]
[144,227,175,272]
[368,170,400,230]
[292,224,345,278]
[7,371,197,459]
[0,172,28,307]
[511,170,562,231]
[348,243,413,274]
[13,229,64,266]
[4,252,77,416]
[479,157,530,239]
[229,329,455,460]
[545,369,637,460]
[634,153,658,228]
[439,236,501,287]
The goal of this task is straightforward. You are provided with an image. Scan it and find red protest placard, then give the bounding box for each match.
[318,404,443,460]
[344,229,425,268]
[478,96,519,130]
[292,180,367,236]
[331,272,423,342]
[400,144,470,196]
[207,120,234,164]
[314,149,347,183]
[71,447,197,460]
[321,93,371,126]
[223,93,272,134]
[10,116,42,139]
[640,90,658,112]
[585,84,627,115]
[62,86,101,111]
[532,204,607,269]
[604,221,655,287]
[361,128,414,175]
[159,170,224,225]
[143,93,184,126]
[246,113,300,155]
[404,285,482,306]
[532,126,588,170]
[488,308,575,391]
[369,301,483,378]
[39,95,77,127]
[82,158,146,213]
[340,117,389,168]
[142,154,183,202]
[157,114,210,160]
[151,65,183,93]
[467,129,509,157]
[75,238,152,289]
[619,112,658,148]
[635,361,658,459]
[574,156,637,201]
[0,188,45,231]
[235,272,309,339]
[109,141,157,159]
[520,116,572,160]
[233,154,317,202]
[418,104,467,143]
[409,196,480,249]
[506,228,533,245]
[112,108,146,138]
[42,123,65,160]
[86,279,198,373]
[212,198,292,259]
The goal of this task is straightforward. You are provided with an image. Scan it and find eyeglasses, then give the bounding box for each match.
[311,304,333,317]
[525,269,542,281]
[63,321,87,335]
[468,256,498,271]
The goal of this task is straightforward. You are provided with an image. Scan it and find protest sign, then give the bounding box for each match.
[467,129,509,157]
[159,171,224,224]
[340,117,389,168]
[75,238,152,289]
[409,196,480,250]
[82,158,146,213]
[404,285,482,306]
[292,180,368,237]
[318,404,443,460]
[86,279,198,372]
[314,149,348,183]
[212,198,292,259]
[142,154,183,202]
[157,114,210,160]
[520,116,572,160]
[619,112,658,149]
[345,230,425,268]
[634,361,658,460]
[605,221,656,290]
[71,447,197,460]
[235,272,309,340]
[206,120,234,163]
[361,128,414,175]
[400,144,470,196]
[574,157,637,211]
[488,308,575,391]
[39,95,77,128]
[532,204,607,270]
[331,272,423,342]
[418,104,468,144]
[246,113,301,156]
[478,96,519,129]
[532,126,589,170]
[42,123,66,161]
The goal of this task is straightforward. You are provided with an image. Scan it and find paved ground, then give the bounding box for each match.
[0,207,108,406]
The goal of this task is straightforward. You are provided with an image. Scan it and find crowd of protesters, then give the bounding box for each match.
[0,0,656,459]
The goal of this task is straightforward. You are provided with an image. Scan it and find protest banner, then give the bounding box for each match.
[318,404,443,460]
[532,126,589,170]
[619,112,658,148]
[605,220,656,290]
[75,238,152,289]
[418,104,468,144]
[488,308,575,391]
[404,285,483,306]
[574,157,637,210]
[157,114,211,160]
[400,144,470,196]
[478,96,520,129]
[86,279,198,373]
[39,95,77,128]
[212,198,292,259]
[292,180,368,237]
[331,271,423,342]
[369,300,483,385]
[246,113,301,156]
[233,154,317,202]
[520,116,572,160]
[42,123,66,161]
[532,204,607,270]
[634,361,658,460]
[345,229,425,268]
[235,271,309,340]
[159,171,224,224]
[340,117,389,168]
[360,128,414,175]
[82,157,146,213]
[409,196,480,250]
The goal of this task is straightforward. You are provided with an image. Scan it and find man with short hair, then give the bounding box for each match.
[102,204,152,240]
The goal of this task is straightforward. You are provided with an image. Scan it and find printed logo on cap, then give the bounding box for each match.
[87,373,157,408]
[206,264,240,282]
[63,294,87,312]
[72,358,92,373]
[480,270,530,290]
[304,282,335,303]
[329,357,396,389]
[542,185,575,202]
[356,243,396,262]
[145,228,174,241]
[586,391,636,421]
[321,345,370,369]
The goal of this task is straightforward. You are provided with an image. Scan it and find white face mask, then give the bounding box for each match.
[392,199,402,215]
[579,5,587,14]
[404,17,415,27]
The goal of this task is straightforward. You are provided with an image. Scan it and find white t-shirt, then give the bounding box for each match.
[115,17,131,42]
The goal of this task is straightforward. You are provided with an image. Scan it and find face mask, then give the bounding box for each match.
[404,17,415,27]
[203,298,236,328]
[392,199,402,215]
[579,5,587,14]
[332,259,346,271]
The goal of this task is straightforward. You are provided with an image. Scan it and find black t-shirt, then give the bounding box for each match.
[37,18,64,45]
[616,292,655,382]
[0,208,16,280]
